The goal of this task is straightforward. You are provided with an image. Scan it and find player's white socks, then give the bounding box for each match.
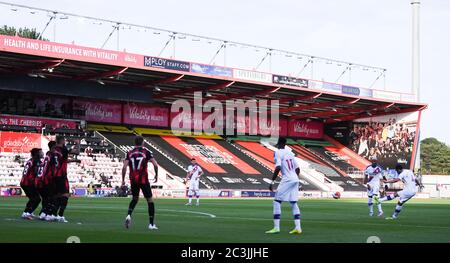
[290,202,301,230]
[368,197,374,214]
[273,201,281,230]
[188,196,192,204]
[377,204,383,214]
[393,202,403,217]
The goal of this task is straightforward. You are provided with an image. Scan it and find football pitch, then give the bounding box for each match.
[1,197,450,243]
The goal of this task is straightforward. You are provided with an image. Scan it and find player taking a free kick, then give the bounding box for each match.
[266,137,302,235]
[185,158,203,206]
[374,164,422,220]
[122,136,159,230]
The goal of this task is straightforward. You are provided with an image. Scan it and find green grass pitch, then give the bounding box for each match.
[1,197,450,243]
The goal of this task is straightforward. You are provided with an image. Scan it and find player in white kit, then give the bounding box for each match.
[266,137,302,235]
[364,156,385,217]
[374,164,421,219]
[185,158,203,206]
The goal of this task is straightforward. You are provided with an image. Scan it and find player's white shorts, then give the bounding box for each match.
[367,185,380,197]
[397,189,416,203]
[188,180,199,193]
[275,180,299,202]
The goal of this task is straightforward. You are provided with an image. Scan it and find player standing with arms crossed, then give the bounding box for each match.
[364,156,385,217]
[122,136,159,230]
[185,158,203,206]
[20,148,44,219]
[374,164,422,219]
[266,137,302,235]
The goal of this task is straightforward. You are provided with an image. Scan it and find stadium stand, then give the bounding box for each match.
[0,152,25,187]
[292,144,365,191]
[98,131,190,189]
[233,138,364,191]
[229,139,332,191]
[127,133,319,190]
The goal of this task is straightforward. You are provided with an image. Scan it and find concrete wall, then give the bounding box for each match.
[422,175,450,198]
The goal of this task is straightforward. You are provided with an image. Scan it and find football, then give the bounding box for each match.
[332,192,341,199]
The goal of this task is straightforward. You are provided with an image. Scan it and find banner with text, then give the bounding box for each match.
[288,119,324,139]
[73,99,122,123]
[0,35,142,68]
[170,111,224,131]
[0,114,77,129]
[123,103,169,127]
[341,85,361,96]
[144,56,190,72]
[191,63,232,77]
[273,75,308,88]
[232,69,272,83]
[0,131,42,153]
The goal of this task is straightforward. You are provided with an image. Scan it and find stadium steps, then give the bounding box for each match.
[143,136,213,189]
[147,136,282,190]
[144,136,218,189]
[225,139,273,171]
[232,140,323,191]
[323,134,371,171]
[259,141,342,192]
[294,144,366,191]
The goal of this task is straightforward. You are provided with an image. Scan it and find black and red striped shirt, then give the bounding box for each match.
[35,151,57,188]
[54,145,69,178]
[126,147,153,184]
[20,158,41,187]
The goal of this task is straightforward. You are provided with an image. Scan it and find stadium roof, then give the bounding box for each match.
[0,35,426,123]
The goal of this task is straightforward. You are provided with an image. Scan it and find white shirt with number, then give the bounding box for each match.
[274,148,300,183]
[187,164,202,191]
[364,165,383,189]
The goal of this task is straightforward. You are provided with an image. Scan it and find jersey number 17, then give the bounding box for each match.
[130,156,144,171]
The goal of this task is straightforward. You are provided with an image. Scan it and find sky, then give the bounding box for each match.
[1,0,449,144]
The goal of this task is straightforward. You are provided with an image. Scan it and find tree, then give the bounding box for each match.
[420,137,450,175]
[0,25,48,40]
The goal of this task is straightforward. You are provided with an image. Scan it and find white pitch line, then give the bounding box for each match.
[4,218,20,222]
[159,209,216,218]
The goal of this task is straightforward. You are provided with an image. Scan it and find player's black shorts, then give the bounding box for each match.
[37,182,55,198]
[21,184,39,199]
[55,176,70,194]
[131,183,152,198]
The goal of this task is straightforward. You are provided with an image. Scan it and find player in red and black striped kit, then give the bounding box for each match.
[53,135,80,223]
[20,148,44,220]
[36,141,58,221]
[122,136,159,230]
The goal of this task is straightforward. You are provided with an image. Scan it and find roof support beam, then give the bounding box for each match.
[153,81,234,99]
[211,87,280,101]
[276,92,322,104]
[16,59,65,74]
[130,74,184,87]
[279,98,360,113]
[325,105,423,123]
[74,67,128,81]
[291,102,394,119]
